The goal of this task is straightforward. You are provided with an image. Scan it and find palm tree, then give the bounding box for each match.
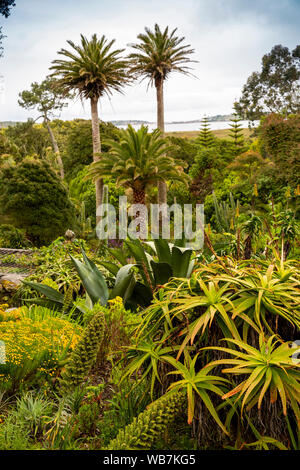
[87,125,188,205]
[50,34,128,221]
[128,24,196,204]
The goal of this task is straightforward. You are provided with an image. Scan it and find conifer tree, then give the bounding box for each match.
[228,114,245,155]
[196,116,214,148]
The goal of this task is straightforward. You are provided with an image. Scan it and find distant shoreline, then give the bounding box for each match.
[0,114,235,129]
[109,114,234,126]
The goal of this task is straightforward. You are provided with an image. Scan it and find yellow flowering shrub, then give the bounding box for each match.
[0,306,82,390]
[0,304,22,322]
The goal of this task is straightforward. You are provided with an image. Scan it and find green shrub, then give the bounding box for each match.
[77,401,100,435]
[0,158,75,246]
[0,414,31,450]
[98,367,151,447]
[15,392,53,437]
[0,305,82,393]
[0,224,31,248]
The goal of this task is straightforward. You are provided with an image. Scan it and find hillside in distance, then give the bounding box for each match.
[109,114,234,127]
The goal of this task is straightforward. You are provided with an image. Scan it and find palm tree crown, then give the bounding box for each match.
[50,34,129,221]
[128,24,196,87]
[128,24,196,206]
[50,34,128,99]
[87,125,188,204]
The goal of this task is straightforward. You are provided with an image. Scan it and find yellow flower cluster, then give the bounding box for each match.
[0,307,83,384]
[108,296,123,308]
[0,304,22,322]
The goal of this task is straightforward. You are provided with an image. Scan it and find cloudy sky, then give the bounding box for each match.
[0,0,299,123]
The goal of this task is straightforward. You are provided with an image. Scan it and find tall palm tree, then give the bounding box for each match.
[50,34,128,221]
[128,24,196,204]
[87,125,188,205]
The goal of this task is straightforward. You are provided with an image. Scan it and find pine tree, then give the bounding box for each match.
[196,116,214,148]
[228,114,245,155]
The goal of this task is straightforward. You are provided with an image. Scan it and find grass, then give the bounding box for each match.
[166,128,253,140]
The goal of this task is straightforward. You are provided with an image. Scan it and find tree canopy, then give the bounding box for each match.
[0,0,16,57]
[18,78,72,121]
[50,34,129,101]
[128,24,196,87]
[87,125,188,204]
[235,44,300,120]
[0,0,15,17]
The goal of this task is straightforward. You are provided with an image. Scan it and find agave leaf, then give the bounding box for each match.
[126,282,153,310]
[171,246,194,278]
[22,281,64,304]
[100,261,120,276]
[150,261,173,285]
[69,254,109,306]
[23,297,63,311]
[154,239,172,265]
[126,239,154,286]
[110,248,128,266]
[109,264,136,302]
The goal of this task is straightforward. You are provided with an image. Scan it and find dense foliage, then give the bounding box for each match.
[0,31,299,452]
[0,158,75,245]
[235,44,300,119]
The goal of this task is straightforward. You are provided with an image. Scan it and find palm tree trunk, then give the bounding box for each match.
[156,77,165,132]
[132,187,146,236]
[90,96,103,224]
[44,118,64,179]
[156,78,167,205]
[132,188,146,205]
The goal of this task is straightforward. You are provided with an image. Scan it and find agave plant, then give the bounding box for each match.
[101,238,195,307]
[204,335,300,425]
[23,247,136,312]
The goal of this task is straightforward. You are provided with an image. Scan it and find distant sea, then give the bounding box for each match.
[115,120,258,132]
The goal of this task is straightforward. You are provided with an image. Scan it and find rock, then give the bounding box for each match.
[0,273,27,289]
[65,229,76,241]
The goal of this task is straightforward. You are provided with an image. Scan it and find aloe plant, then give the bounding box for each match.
[120,336,180,398]
[204,335,300,424]
[163,352,229,432]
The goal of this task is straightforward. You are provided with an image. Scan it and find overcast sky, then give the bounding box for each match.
[0,0,299,123]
